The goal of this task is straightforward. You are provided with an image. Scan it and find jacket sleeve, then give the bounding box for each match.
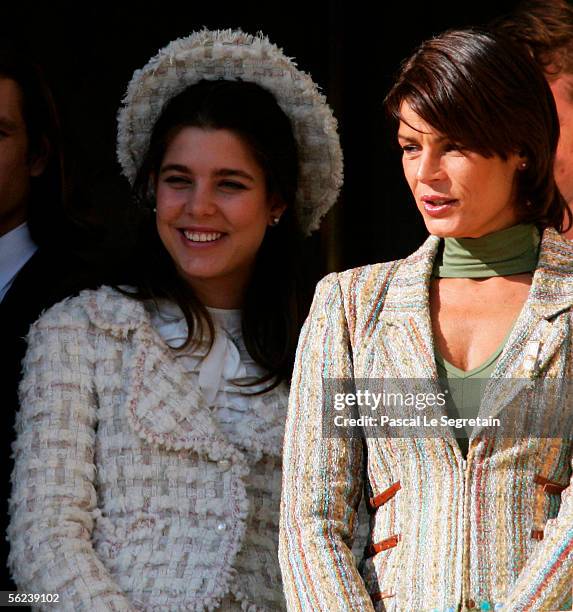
[279,273,375,611]
[8,307,135,612]
[503,467,573,611]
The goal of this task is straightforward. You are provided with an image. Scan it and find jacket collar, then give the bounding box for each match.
[384,227,573,321]
[84,286,148,336]
[379,227,573,379]
[526,227,573,319]
[84,286,286,458]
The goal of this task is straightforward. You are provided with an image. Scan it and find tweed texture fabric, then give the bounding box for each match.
[280,228,573,611]
[8,287,288,611]
[116,29,343,235]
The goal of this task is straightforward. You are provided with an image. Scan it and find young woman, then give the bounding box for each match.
[8,30,341,610]
[280,29,573,611]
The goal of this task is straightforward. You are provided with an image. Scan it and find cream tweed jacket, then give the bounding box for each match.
[8,287,288,611]
[280,228,573,612]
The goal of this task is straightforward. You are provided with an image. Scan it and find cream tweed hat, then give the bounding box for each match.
[117,29,343,235]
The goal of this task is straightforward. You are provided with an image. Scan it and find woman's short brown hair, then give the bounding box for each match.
[385,28,570,231]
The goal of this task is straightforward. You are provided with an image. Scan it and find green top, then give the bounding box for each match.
[433,223,540,278]
[435,324,514,457]
[433,223,540,457]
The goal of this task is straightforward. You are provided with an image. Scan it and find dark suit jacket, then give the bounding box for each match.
[0,248,86,590]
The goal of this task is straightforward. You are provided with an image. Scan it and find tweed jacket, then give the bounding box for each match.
[8,287,288,611]
[279,228,573,612]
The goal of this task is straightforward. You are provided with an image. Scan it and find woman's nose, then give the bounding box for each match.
[185,184,216,216]
[416,152,444,183]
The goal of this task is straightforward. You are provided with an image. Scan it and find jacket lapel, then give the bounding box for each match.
[85,288,237,461]
[493,229,573,376]
[365,236,459,444]
[375,234,440,379]
[475,229,573,433]
[124,324,235,458]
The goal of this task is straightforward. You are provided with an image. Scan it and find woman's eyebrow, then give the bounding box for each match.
[159,165,255,182]
[397,132,448,143]
[159,163,189,174]
[214,168,255,181]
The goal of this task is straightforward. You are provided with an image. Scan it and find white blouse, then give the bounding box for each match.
[146,299,269,440]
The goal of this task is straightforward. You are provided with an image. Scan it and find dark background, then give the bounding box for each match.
[2,0,522,275]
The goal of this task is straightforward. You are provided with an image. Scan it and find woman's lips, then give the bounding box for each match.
[421,197,457,217]
[178,228,227,248]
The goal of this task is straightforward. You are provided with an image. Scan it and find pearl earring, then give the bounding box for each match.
[271,216,280,226]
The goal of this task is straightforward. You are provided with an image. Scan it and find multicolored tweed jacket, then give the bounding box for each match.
[8,287,288,611]
[279,228,573,612]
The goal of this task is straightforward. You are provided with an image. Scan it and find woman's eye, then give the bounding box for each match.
[400,144,419,154]
[164,175,191,186]
[220,180,247,190]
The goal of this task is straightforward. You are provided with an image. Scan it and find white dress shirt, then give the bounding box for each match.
[0,223,38,303]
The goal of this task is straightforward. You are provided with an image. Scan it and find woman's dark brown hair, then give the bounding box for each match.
[385,28,570,232]
[120,79,310,391]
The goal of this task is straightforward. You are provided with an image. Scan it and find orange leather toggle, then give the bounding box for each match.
[369,481,401,510]
[531,529,544,540]
[370,591,395,602]
[365,533,401,558]
[534,474,567,495]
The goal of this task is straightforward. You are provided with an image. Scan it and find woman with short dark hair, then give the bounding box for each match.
[8,30,341,610]
[280,29,573,611]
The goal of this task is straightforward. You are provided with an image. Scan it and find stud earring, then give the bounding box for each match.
[271,216,280,226]
[519,161,528,170]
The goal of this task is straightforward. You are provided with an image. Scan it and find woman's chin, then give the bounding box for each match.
[422,218,463,238]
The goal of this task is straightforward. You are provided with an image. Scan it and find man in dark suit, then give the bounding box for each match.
[0,41,86,592]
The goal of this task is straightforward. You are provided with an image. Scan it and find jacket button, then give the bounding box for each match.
[216,522,226,531]
[217,459,231,470]
[466,600,476,609]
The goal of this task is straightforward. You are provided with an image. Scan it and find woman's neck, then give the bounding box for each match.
[181,272,250,309]
[433,223,540,279]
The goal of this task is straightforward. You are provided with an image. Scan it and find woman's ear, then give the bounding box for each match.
[517,150,528,171]
[268,194,287,226]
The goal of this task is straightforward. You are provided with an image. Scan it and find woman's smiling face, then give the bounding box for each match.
[155,126,284,307]
[398,101,524,238]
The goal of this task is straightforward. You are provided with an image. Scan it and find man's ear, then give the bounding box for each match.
[29,135,50,177]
